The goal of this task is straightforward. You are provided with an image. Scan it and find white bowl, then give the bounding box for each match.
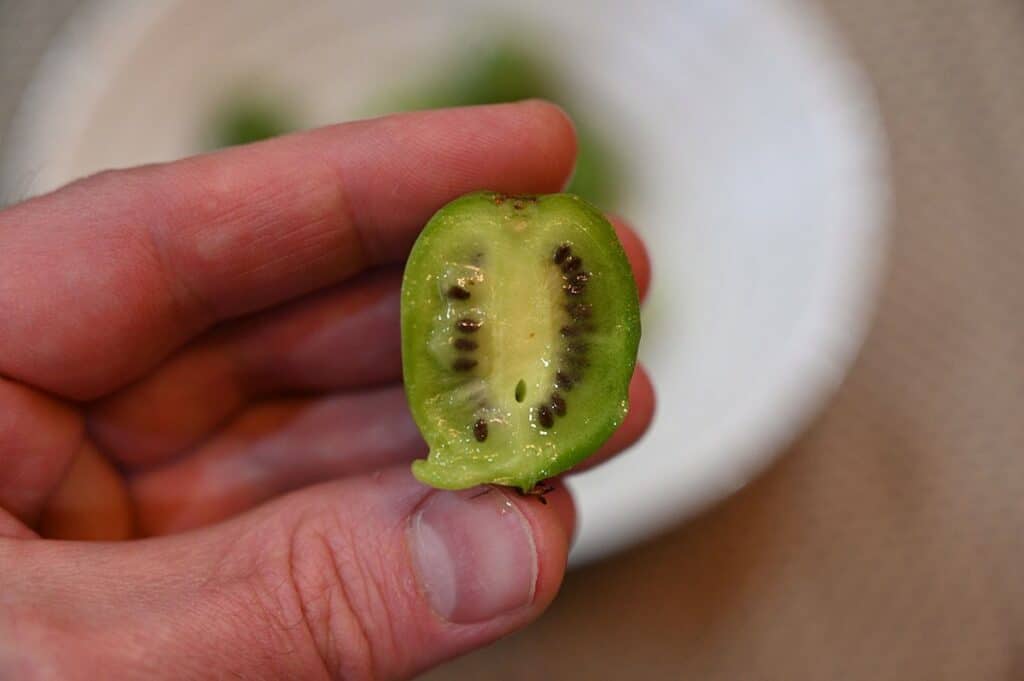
[1,0,887,565]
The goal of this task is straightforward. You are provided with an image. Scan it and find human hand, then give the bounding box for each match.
[0,101,654,679]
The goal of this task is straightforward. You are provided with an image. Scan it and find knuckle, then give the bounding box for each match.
[246,508,407,681]
[214,522,323,678]
[282,510,401,681]
[73,166,213,327]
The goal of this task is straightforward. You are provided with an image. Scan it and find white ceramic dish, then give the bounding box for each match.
[1,0,887,565]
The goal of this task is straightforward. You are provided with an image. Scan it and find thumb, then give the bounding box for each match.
[1,467,573,680]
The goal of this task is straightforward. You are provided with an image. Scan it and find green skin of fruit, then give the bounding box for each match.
[402,192,641,492]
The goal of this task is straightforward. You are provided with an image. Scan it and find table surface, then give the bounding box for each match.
[3,1,1022,679]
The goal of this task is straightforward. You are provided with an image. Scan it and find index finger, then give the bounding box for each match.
[0,101,577,399]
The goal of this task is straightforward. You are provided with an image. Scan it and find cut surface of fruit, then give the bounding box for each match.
[402,192,640,491]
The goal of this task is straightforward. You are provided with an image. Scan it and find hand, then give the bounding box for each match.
[0,101,654,680]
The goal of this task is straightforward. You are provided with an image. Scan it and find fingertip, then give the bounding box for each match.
[618,365,657,451]
[628,365,657,436]
[510,480,576,554]
[575,365,656,473]
[609,215,652,302]
[493,484,574,615]
[515,99,579,191]
[543,480,577,546]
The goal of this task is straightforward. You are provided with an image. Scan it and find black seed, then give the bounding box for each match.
[567,342,589,355]
[551,393,567,416]
[537,405,554,429]
[565,283,587,296]
[554,244,572,264]
[447,285,470,300]
[452,358,478,372]
[453,338,478,351]
[555,371,574,390]
[568,303,592,319]
[562,256,582,273]
[569,271,590,285]
[456,318,481,333]
[513,199,525,210]
[473,419,488,442]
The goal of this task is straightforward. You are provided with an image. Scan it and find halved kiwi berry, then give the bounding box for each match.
[402,191,640,492]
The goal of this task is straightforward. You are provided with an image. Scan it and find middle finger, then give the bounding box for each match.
[128,365,654,536]
[91,219,652,470]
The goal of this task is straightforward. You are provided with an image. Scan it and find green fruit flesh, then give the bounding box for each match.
[402,192,640,491]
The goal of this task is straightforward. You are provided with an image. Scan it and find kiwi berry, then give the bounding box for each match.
[402,191,641,492]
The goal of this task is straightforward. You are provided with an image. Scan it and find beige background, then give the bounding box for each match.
[3,1,1023,679]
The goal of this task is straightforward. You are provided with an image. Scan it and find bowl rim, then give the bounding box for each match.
[0,0,890,567]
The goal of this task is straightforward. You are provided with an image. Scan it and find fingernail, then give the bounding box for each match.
[408,489,538,624]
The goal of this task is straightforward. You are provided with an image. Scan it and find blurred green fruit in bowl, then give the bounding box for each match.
[382,41,623,210]
[204,92,297,149]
